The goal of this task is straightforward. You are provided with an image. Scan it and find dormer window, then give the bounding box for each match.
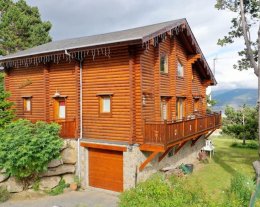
[160,53,168,74]
[177,60,184,77]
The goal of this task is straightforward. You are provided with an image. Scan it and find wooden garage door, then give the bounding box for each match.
[89,148,123,192]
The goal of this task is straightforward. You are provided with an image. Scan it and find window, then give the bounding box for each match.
[54,98,66,120]
[23,97,32,113]
[194,99,200,112]
[177,60,184,77]
[100,95,112,115]
[161,97,169,121]
[160,53,168,73]
[176,98,185,120]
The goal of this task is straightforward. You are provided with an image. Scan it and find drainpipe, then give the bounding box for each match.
[77,59,83,179]
[65,49,83,179]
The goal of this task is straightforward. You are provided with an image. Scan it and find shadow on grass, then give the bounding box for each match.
[213,152,238,175]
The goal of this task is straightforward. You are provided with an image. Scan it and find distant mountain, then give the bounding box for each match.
[211,88,257,112]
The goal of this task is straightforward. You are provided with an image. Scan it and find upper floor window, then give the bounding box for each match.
[160,53,168,74]
[177,60,184,77]
[23,97,32,113]
[98,94,113,116]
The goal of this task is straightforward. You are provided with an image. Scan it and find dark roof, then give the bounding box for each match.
[0,18,216,84]
[0,19,185,60]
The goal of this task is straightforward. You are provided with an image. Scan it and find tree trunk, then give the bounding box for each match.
[239,0,260,157]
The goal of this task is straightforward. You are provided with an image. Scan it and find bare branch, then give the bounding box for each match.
[239,0,258,76]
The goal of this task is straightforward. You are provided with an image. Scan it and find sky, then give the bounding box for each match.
[25,0,258,91]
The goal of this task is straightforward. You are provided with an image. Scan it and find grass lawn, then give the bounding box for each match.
[186,135,258,201]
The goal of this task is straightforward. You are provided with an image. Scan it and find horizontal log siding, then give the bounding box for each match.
[82,46,131,142]
[49,61,77,122]
[7,65,45,121]
[133,46,143,144]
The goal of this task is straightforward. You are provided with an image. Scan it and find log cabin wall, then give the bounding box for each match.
[139,36,208,144]
[82,45,132,143]
[7,65,45,121]
[6,61,79,137]
[48,61,78,122]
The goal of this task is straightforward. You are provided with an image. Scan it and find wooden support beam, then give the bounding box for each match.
[174,141,188,155]
[80,142,127,152]
[188,54,201,64]
[158,144,177,162]
[191,136,201,147]
[139,151,160,171]
[205,130,215,139]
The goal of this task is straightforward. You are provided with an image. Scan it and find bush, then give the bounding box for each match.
[222,173,255,207]
[0,119,63,183]
[0,186,10,203]
[0,73,15,128]
[231,142,258,149]
[47,179,69,196]
[119,174,218,207]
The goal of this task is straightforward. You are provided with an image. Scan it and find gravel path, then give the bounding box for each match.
[0,189,119,207]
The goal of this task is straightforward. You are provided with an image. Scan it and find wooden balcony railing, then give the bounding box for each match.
[54,119,77,138]
[143,112,221,148]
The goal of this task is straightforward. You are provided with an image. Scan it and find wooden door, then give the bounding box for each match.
[89,148,123,192]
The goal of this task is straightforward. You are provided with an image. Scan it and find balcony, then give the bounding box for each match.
[142,112,221,151]
[55,119,77,138]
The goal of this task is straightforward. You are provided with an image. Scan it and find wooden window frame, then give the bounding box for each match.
[53,97,67,121]
[177,59,184,78]
[194,98,200,112]
[160,97,171,121]
[98,94,113,117]
[160,53,169,74]
[176,97,185,120]
[22,96,32,114]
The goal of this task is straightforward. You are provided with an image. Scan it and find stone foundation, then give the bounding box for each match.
[123,135,205,190]
[79,135,205,191]
[0,139,78,193]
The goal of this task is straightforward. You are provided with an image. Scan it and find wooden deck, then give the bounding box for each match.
[142,112,221,151]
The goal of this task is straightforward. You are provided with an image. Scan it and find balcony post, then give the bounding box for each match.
[164,120,167,145]
[195,116,198,133]
[182,118,185,137]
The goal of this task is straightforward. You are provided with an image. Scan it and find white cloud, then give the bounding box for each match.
[25,0,257,91]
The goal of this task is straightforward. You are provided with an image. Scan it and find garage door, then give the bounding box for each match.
[89,148,123,192]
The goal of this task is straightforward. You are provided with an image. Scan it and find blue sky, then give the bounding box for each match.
[25,0,257,91]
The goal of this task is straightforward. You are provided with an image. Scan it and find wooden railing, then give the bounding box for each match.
[144,112,221,147]
[55,119,77,138]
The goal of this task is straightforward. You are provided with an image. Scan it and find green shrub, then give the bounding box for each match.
[0,73,15,128]
[48,179,69,196]
[0,186,10,203]
[0,119,63,183]
[230,142,258,149]
[119,174,218,207]
[222,173,255,207]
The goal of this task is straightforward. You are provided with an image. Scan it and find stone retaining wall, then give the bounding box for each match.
[123,135,205,190]
[0,140,78,193]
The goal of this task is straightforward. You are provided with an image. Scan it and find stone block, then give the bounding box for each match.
[39,176,61,190]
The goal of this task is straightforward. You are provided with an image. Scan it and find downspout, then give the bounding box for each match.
[77,59,83,179]
[65,49,83,179]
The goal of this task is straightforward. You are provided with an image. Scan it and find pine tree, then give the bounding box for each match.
[0,0,52,56]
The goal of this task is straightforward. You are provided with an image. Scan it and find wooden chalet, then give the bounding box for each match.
[0,19,221,192]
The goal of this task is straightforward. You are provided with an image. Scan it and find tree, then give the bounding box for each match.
[0,0,52,56]
[222,105,258,144]
[0,73,14,128]
[215,0,260,155]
